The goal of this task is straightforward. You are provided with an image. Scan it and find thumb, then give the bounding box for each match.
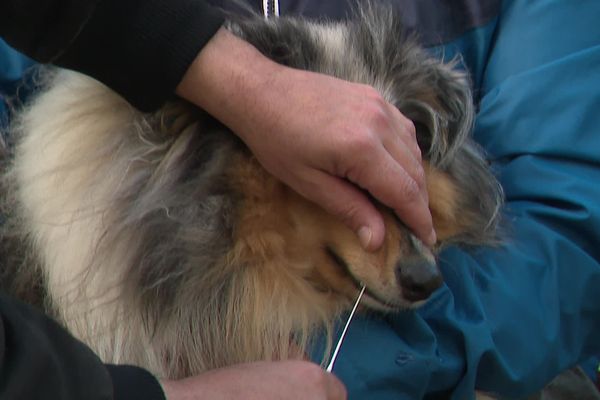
[297,170,386,251]
[325,373,348,400]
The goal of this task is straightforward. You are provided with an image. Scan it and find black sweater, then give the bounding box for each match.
[0,0,224,111]
[0,0,224,398]
[0,295,165,399]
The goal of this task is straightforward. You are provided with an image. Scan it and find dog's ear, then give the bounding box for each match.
[395,60,475,169]
[424,163,464,242]
[395,59,503,246]
[425,158,502,247]
[406,62,503,246]
[336,2,473,167]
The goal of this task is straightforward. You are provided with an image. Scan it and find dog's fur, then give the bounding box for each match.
[0,3,502,383]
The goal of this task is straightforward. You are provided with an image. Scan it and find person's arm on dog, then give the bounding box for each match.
[0,0,435,251]
[176,27,436,250]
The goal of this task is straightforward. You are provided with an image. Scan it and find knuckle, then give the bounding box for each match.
[400,176,421,202]
[344,130,377,155]
[396,119,417,142]
[360,84,383,101]
[298,362,328,388]
[405,118,417,138]
[359,87,389,122]
[412,165,426,188]
[336,201,364,230]
[413,142,423,160]
[365,101,389,125]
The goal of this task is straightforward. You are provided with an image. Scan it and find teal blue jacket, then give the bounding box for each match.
[323,1,600,398]
[0,40,33,127]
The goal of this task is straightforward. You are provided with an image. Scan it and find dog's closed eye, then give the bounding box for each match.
[325,246,347,270]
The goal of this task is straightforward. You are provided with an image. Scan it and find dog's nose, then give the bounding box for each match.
[396,258,443,302]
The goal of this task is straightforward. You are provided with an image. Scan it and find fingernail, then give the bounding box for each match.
[427,229,437,246]
[357,226,373,249]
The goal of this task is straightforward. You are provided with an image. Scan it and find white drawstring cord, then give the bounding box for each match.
[263,0,280,18]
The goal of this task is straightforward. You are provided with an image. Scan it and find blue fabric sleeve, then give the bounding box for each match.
[0,41,32,86]
[329,1,600,399]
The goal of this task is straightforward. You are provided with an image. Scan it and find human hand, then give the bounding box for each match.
[177,28,436,250]
[160,360,347,400]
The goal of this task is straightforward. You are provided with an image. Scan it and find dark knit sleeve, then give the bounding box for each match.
[54,0,225,111]
[106,365,167,400]
[0,294,166,400]
[0,0,225,111]
[0,0,100,62]
[0,294,107,399]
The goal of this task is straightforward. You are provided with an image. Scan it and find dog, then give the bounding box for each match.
[0,2,502,387]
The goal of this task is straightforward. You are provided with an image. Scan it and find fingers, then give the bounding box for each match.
[295,362,347,400]
[289,101,435,249]
[325,373,348,400]
[385,102,421,162]
[347,144,435,246]
[382,132,427,205]
[379,103,435,244]
[295,169,386,251]
[161,360,348,400]
[333,92,435,247]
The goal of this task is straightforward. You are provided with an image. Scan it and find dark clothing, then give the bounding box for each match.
[252,0,501,46]
[0,0,499,112]
[0,295,165,399]
[0,0,224,111]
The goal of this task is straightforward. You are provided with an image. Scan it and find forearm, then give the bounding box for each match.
[175,27,281,139]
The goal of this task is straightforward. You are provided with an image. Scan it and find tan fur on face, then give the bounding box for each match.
[228,156,472,315]
[425,162,463,241]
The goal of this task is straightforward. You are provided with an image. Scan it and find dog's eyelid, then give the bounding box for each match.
[324,246,348,270]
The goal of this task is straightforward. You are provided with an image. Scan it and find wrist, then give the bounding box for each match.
[175,27,286,141]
